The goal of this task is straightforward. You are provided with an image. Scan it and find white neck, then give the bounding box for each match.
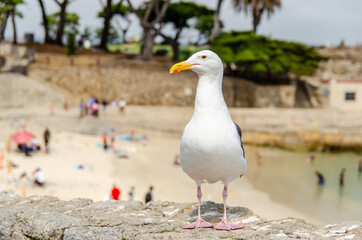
[194,70,229,116]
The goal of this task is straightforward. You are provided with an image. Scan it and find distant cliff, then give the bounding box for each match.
[0,192,360,240]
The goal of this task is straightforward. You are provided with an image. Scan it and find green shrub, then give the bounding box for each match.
[210,31,327,83]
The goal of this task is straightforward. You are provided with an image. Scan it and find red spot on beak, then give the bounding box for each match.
[174,70,178,73]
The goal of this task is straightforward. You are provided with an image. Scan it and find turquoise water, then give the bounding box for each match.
[245,145,362,224]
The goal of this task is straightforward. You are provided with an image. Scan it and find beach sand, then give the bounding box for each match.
[0,105,320,224]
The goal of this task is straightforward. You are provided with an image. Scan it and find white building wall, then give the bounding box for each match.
[329,79,362,110]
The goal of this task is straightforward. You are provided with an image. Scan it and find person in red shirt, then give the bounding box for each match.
[111,184,121,200]
[102,132,108,150]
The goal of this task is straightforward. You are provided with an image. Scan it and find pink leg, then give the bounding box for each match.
[183,184,213,229]
[215,185,244,231]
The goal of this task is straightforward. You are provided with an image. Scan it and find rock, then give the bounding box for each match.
[0,209,17,239]
[0,192,360,240]
[63,226,124,240]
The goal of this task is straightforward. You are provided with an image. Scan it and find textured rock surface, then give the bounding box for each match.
[0,192,360,240]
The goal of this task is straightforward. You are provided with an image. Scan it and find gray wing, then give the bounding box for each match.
[234,122,245,159]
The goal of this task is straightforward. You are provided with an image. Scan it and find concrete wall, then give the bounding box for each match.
[329,79,362,110]
[27,54,296,107]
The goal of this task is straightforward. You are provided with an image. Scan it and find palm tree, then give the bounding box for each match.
[208,0,225,41]
[0,0,23,43]
[8,0,23,44]
[233,0,281,33]
[0,11,10,42]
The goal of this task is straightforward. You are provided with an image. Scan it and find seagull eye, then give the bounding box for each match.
[201,55,207,59]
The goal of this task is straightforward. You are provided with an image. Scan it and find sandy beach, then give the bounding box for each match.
[0,105,321,224]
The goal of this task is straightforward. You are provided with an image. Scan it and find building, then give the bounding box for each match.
[329,78,362,110]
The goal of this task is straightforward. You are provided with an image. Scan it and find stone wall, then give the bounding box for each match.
[27,54,295,107]
[0,192,360,240]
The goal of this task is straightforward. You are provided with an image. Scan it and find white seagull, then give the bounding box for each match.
[170,50,247,231]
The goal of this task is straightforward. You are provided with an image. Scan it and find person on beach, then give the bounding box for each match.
[44,128,50,153]
[91,102,99,117]
[119,99,126,113]
[102,99,108,111]
[111,184,121,200]
[102,132,108,150]
[103,194,111,201]
[110,129,116,149]
[32,168,46,187]
[173,154,180,166]
[111,100,117,108]
[64,99,69,111]
[140,135,147,146]
[145,186,153,204]
[306,155,314,163]
[256,150,263,166]
[129,186,135,200]
[79,99,85,118]
[30,137,41,151]
[49,102,54,115]
[339,168,346,186]
[315,171,325,185]
[130,131,136,141]
[19,142,32,157]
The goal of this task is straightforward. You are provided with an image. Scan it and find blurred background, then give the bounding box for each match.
[0,0,361,225]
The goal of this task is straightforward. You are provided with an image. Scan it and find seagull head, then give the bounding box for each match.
[170,50,223,77]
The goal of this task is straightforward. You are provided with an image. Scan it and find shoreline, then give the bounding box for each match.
[2,105,362,152]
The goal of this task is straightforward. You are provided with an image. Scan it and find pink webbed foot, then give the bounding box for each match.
[215,218,244,231]
[182,218,214,229]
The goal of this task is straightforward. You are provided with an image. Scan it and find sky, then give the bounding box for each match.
[4,0,362,46]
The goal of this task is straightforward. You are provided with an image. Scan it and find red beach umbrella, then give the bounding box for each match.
[12,131,34,144]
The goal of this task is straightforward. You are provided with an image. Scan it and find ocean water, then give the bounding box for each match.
[245,145,362,224]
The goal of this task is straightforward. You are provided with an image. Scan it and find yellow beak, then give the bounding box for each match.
[170,61,194,74]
